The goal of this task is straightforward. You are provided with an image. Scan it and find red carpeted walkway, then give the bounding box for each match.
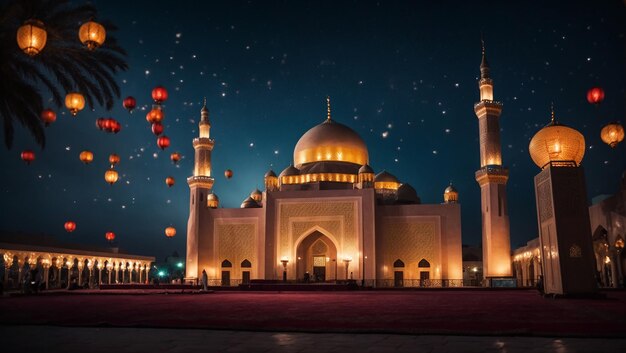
[1,290,625,337]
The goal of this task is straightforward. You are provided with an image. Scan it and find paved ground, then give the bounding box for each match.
[1,325,625,352]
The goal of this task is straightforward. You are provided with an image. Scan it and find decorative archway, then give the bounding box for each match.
[295,230,338,281]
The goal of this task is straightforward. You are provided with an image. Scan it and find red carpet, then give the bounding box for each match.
[1,290,625,337]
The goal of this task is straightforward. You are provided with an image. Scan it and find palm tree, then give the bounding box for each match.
[0,0,128,149]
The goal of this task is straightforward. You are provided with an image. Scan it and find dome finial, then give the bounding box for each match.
[326,96,332,121]
[550,102,555,124]
[480,34,490,79]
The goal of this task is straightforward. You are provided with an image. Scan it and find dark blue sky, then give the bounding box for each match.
[1,1,625,261]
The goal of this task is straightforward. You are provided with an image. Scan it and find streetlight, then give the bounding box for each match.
[343,257,352,280]
[280,256,289,282]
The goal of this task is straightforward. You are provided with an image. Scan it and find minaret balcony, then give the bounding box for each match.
[475,166,509,185]
[193,137,214,148]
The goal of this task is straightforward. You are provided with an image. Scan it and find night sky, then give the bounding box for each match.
[1,1,625,261]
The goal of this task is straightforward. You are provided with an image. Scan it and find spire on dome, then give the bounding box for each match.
[480,35,490,79]
[201,97,208,112]
[326,96,332,121]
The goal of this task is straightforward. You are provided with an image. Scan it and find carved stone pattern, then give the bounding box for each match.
[312,239,328,254]
[569,244,582,258]
[279,202,356,253]
[217,224,257,270]
[291,221,343,251]
[379,221,438,279]
[537,181,553,222]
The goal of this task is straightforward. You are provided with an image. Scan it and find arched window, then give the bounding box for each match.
[393,259,405,268]
[418,259,430,268]
[241,259,252,268]
[221,259,232,268]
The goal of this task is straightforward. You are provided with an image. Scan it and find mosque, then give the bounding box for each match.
[185,47,509,287]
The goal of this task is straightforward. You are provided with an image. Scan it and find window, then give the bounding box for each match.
[241,259,252,268]
[221,260,232,268]
[393,259,405,268]
[418,259,430,268]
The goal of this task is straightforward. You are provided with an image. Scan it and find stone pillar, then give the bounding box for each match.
[145,266,150,284]
[44,266,49,290]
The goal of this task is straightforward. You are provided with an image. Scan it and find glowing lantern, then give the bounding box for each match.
[122,96,136,113]
[170,152,181,164]
[165,176,175,187]
[105,232,115,241]
[64,221,76,233]
[224,169,233,179]
[41,109,56,126]
[528,111,585,169]
[95,118,105,130]
[16,19,47,56]
[146,107,164,123]
[165,226,176,238]
[151,122,164,136]
[152,86,168,103]
[110,119,121,134]
[21,150,35,164]
[586,87,605,105]
[600,122,625,148]
[104,168,119,185]
[157,136,170,150]
[79,150,94,164]
[108,153,120,166]
[78,21,106,50]
[65,92,85,116]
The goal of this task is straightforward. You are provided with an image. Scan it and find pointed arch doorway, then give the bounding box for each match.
[296,231,338,282]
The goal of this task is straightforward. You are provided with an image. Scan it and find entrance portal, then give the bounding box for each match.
[296,231,337,282]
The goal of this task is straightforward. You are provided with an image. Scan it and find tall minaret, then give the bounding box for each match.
[186,98,214,280]
[474,40,512,279]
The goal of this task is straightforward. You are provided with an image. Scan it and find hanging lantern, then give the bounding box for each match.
[104,168,119,185]
[65,92,85,116]
[40,109,56,126]
[16,19,47,56]
[108,153,120,166]
[165,226,176,238]
[165,176,175,187]
[95,118,105,130]
[64,221,76,233]
[528,113,585,169]
[224,169,233,179]
[79,150,94,164]
[146,107,164,124]
[21,150,35,164]
[157,136,170,150]
[110,119,121,134]
[170,152,181,164]
[78,20,106,50]
[152,86,168,103]
[105,231,116,241]
[586,87,605,105]
[151,122,164,136]
[600,122,625,148]
[122,96,136,113]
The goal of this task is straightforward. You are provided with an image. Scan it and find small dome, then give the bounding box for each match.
[264,169,277,178]
[529,114,585,169]
[444,184,457,194]
[250,188,262,202]
[207,193,219,201]
[279,165,300,177]
[397,183,420,204]
[374,170,399,183]
[240,196,261,208]
[358,164,374,174]
[207,192,219,208]
[443,183,459,203]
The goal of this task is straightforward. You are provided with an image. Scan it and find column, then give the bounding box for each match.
[44,266,49,290]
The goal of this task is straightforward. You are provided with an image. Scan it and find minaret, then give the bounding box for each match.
[186,98,214,280]
[474,40,512,280]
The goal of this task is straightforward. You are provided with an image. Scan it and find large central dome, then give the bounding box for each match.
[293,118,369,168]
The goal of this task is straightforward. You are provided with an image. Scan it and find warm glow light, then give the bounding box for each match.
[17,19,47,56]
[108,153,120,166]
[165,176,175,187]
[65,92,85,116]
[165,226,176,238]
[600,122,624,148]
[78,21,106,50]
[604,256,611,264]
[529,119,585,169]
[104,168,119,185]
[79,150,94,164]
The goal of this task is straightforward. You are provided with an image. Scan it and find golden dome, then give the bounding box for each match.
[444,183,459,203]
[241,196,261,208]
[250,188,262,202]
[293,119,368,168]
[529,112,585,169]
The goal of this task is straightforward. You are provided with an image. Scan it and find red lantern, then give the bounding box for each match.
[95,118,105,130]
[146,108,164,124]
[157,135,170,150]
[170,152,181,164]
[151,122,164,136]
[587,87,605,105]
[108,153,120,166]
[21,150,35,164]
[165,176,175,187]
[152,86,168,103]
[41,109,56,126]
[110,120,121,134]
[122,96,136,112]
[105,231,115,241]
[64,221,76,233]
[165,226,176,238]
[224,169,233,179]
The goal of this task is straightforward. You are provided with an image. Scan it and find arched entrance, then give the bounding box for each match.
[295,231,338,282]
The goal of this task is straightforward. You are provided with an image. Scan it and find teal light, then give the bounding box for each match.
[177,262,183,268]
[158,271,165,277]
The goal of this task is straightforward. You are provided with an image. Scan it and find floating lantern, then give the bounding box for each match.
[224,169,233,179]
[151,122,164,136]
[146,107,164,124]
[95,118,105,130]
[108,153,120,166]
[64,221,76,233]
[105,231,115,241]
[122,96,136,112]
[165,226,176,238]
[151,86,168,103]
[79,150,94,164]
[170,152,181,164]
[41,109,56,126]
[16,19,47,56]
[165,176,175,187]
[104,168,119,185]
[157,135,170,150]
[21,150,35,164]
[586,87,605,105]
[600,122,625,148]
[78,20,106,50]
[65,92,85,116]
